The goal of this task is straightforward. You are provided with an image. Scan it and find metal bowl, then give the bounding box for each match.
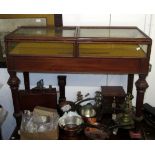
[59,114,83,136]
[80,103,96,118]
[59,116,83,129]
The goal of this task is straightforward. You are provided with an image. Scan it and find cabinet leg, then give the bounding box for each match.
[135,74,148,121]
[23,72,30,91]
[7,71,21,128]
[58,75,66,103]
[127,74,134,94]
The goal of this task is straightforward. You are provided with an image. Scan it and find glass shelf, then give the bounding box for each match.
[78,27,147,38]
[8,27,76,39]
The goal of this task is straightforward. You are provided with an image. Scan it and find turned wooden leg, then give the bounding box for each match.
[23,72,30,91]
[127,74,134,94]
[135,74,148,121]
[7,71,21,128]
[58,75,66,103]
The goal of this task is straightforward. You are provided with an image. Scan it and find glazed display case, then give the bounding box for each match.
[5,26,152,127]
[5,26,151,73]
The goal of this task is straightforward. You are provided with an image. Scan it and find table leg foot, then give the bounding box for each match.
[7,71,21,127]
[135,74,148,120]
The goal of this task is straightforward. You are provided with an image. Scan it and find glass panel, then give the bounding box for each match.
[79,28,146,38]
[0,18,46,32]
[12,27,76,38]
[140,45,147,54]
[9,42,74,57]
[79,43,147,58]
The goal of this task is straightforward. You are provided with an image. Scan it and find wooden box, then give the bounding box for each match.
[18,88,57,111]
[101,86,126,114]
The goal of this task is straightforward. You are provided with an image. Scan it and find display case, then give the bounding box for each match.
[6,26,151,72]
[5,26,152,127]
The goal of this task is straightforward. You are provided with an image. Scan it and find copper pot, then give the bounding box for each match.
[58,112,83,136]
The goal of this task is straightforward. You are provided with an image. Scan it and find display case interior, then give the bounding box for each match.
[6,26,151,59]
[6,27,76,57]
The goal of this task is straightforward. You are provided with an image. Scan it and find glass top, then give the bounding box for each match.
[9,27,76,38]
[78,27,147,39]
[6,26,151,45]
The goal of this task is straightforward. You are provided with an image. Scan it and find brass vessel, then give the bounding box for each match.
[80,103,96,118]
[119,93,134,129]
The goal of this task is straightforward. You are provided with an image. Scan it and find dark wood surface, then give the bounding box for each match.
[7,56,149,74]
[127,74,134,94]
[58,76,66,103]
[10,120,155,140]
[101,86,126,115]
[54,14,63,27]
[101,86,126,97]
[23,72,30,90]
[18,89,57,111]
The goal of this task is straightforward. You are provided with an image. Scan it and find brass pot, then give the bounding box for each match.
[80,103,96,118]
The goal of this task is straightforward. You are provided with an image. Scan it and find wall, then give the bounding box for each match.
[0,14,155,139]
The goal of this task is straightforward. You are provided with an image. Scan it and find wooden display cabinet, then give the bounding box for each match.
[5,25,152,128]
